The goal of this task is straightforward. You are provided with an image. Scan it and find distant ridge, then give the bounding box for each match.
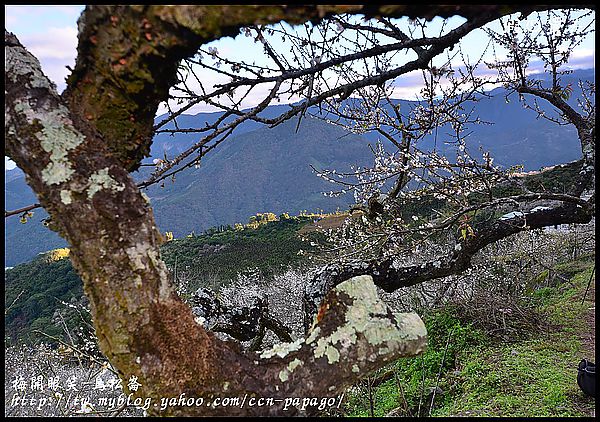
[4,68,592,267]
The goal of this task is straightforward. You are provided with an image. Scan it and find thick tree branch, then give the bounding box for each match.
[516,84,595,195]
[303,199,594,331]
[517,85,590,130]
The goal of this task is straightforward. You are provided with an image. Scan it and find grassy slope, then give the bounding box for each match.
[343,254,596,417]
[438,259,595,417]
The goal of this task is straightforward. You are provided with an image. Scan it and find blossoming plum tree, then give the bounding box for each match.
[5,5,594,416]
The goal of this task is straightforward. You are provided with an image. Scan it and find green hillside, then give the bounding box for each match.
[4,214,320,346]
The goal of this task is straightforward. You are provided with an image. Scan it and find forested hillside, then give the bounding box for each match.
[4,214,320,345]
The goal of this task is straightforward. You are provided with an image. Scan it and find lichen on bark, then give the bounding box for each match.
[3,6,452,413]
[312,275,427,366]
[86,168,126,199]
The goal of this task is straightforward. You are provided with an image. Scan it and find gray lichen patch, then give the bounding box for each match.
[313,275,426,364]
[305,326,321,344]
[60,189,73,205]
[7,40,85,187]
[5,38,55,90]
[314,340,340,364]
[144,247,173,302]
[122,240,171,301]
[287,358,303,373]
[37,111,86,186]
[394,312,427,341]
[86,168,125,199]
[125,242,150,271]
[260,338,303,359]
[278,358,303,383]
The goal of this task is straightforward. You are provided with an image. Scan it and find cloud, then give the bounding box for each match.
[5,157,16,171]
[5,5,83,26]
[6,5,81,93]
[22,26,78,60]
[16,26,79,92]
[562,49,595,70]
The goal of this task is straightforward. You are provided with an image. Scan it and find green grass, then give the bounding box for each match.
[343,308,488,417]
[342,255,596,417]
[436,337,590,417]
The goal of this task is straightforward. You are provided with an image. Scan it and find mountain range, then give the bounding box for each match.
[5,68,593,267]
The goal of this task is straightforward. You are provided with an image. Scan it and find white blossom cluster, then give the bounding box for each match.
[4,343,142,417]
[218,267,311,341]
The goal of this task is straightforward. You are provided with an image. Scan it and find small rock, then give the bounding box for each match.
[429,386,444,395]
[385,406,405,417]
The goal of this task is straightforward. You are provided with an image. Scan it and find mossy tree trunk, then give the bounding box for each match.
[4,5,428,416]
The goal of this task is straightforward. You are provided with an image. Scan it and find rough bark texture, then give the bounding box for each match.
[4,5,429,415]
[5,4,590,416]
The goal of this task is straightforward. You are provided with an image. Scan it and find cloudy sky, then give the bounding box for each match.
[5,5,594,169]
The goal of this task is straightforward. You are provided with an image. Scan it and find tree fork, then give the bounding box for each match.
[5,23,426,416]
